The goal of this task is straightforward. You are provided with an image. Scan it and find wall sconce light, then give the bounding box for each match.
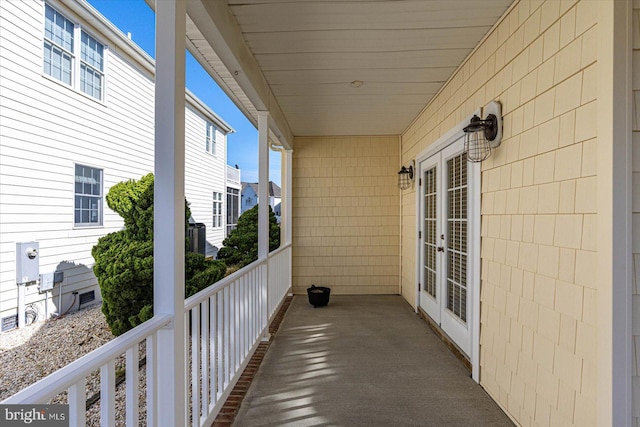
[398,160,415,190]
[462,101,502,162]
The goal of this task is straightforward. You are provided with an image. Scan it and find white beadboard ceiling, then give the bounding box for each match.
[186,0,515,139]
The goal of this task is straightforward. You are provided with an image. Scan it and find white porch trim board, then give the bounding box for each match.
[598,1,633,426]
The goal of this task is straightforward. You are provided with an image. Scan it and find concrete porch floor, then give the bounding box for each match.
[233,295,514,426]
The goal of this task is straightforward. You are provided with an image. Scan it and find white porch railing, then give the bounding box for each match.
[1,314,172,426]
[1,243,292,427]
[185,243,291,426]
[226,165,241,185]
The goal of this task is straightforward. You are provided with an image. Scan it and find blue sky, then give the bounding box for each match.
[86,0,281,186]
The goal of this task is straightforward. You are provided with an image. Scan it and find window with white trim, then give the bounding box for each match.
[44,4,73,85]
[80,31,104,99]
[206,122,216,155]
[213,192,223,228]
[74,164,103,226]
[43,4,105,100]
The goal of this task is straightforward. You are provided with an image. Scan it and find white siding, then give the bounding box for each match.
[0,0,229,326]
[185,106,227,257]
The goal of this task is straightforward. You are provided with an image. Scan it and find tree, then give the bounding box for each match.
[216,205,280,268]
[92,173,226,336]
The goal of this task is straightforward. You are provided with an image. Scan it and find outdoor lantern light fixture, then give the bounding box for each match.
[462,101,503,163]
[398,160,415,190]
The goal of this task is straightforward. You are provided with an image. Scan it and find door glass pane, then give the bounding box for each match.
[423,167,437,298]
[446,154,468,322]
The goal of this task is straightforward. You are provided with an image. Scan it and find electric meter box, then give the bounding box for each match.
[16,241,39,285]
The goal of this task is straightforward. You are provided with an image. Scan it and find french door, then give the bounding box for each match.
[418,137,474,357]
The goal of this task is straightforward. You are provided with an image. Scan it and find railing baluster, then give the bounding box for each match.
[68,378,86,427]
[191,306,200,427]
[256,268,260,337]
[262,264,268,334]
[235,282,241,371]
[201,300,209,422]
[255,268,259,339]
[239,277,249,359]
[258,266,263,334]
[268,261,273,319]
[229,284,236,376]
[247,277,250,355]
[125,345,139,427]
[101,360,115,426]
[209,295,216,409]
[217,290,224,399]
[224,286,230,388]
[146,334,156,427]
[272,256,276,317]
[238,281,242,369]
[250,270,255,342]
[184,312,190,425]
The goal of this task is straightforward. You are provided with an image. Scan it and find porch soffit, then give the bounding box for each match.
[187,0,514,138]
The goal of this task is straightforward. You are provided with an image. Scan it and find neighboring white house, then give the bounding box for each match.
[241,181,281,215]
[0,0,235,331]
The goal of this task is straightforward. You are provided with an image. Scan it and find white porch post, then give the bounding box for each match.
[258,111,270,339]
[283,149,293,295]
[258,111,270,260]
[281,149,293,246]
[153,1,186,426]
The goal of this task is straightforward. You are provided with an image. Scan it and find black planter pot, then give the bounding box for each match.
[307,285,331,308]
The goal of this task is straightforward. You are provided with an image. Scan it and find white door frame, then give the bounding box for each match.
[414,111,481,383]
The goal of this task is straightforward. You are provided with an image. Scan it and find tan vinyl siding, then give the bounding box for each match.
[401,1,597,425]
[292,136,400,295]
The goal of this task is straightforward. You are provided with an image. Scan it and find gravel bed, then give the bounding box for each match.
[1,305,211,426]
[0,305,114,401]
[0,305,152,426]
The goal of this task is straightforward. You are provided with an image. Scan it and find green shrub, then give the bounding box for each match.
[92,173,226,336]
[216,204,280,268]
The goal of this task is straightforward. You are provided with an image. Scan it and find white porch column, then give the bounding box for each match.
[257,111,270,340]
[153,1,186,426]
[281,149,293,246]
[258,111,270,260]
[283,149,293,295]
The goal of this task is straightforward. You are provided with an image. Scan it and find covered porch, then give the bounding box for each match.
[2,0,632,426]
[233,295,513,426]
